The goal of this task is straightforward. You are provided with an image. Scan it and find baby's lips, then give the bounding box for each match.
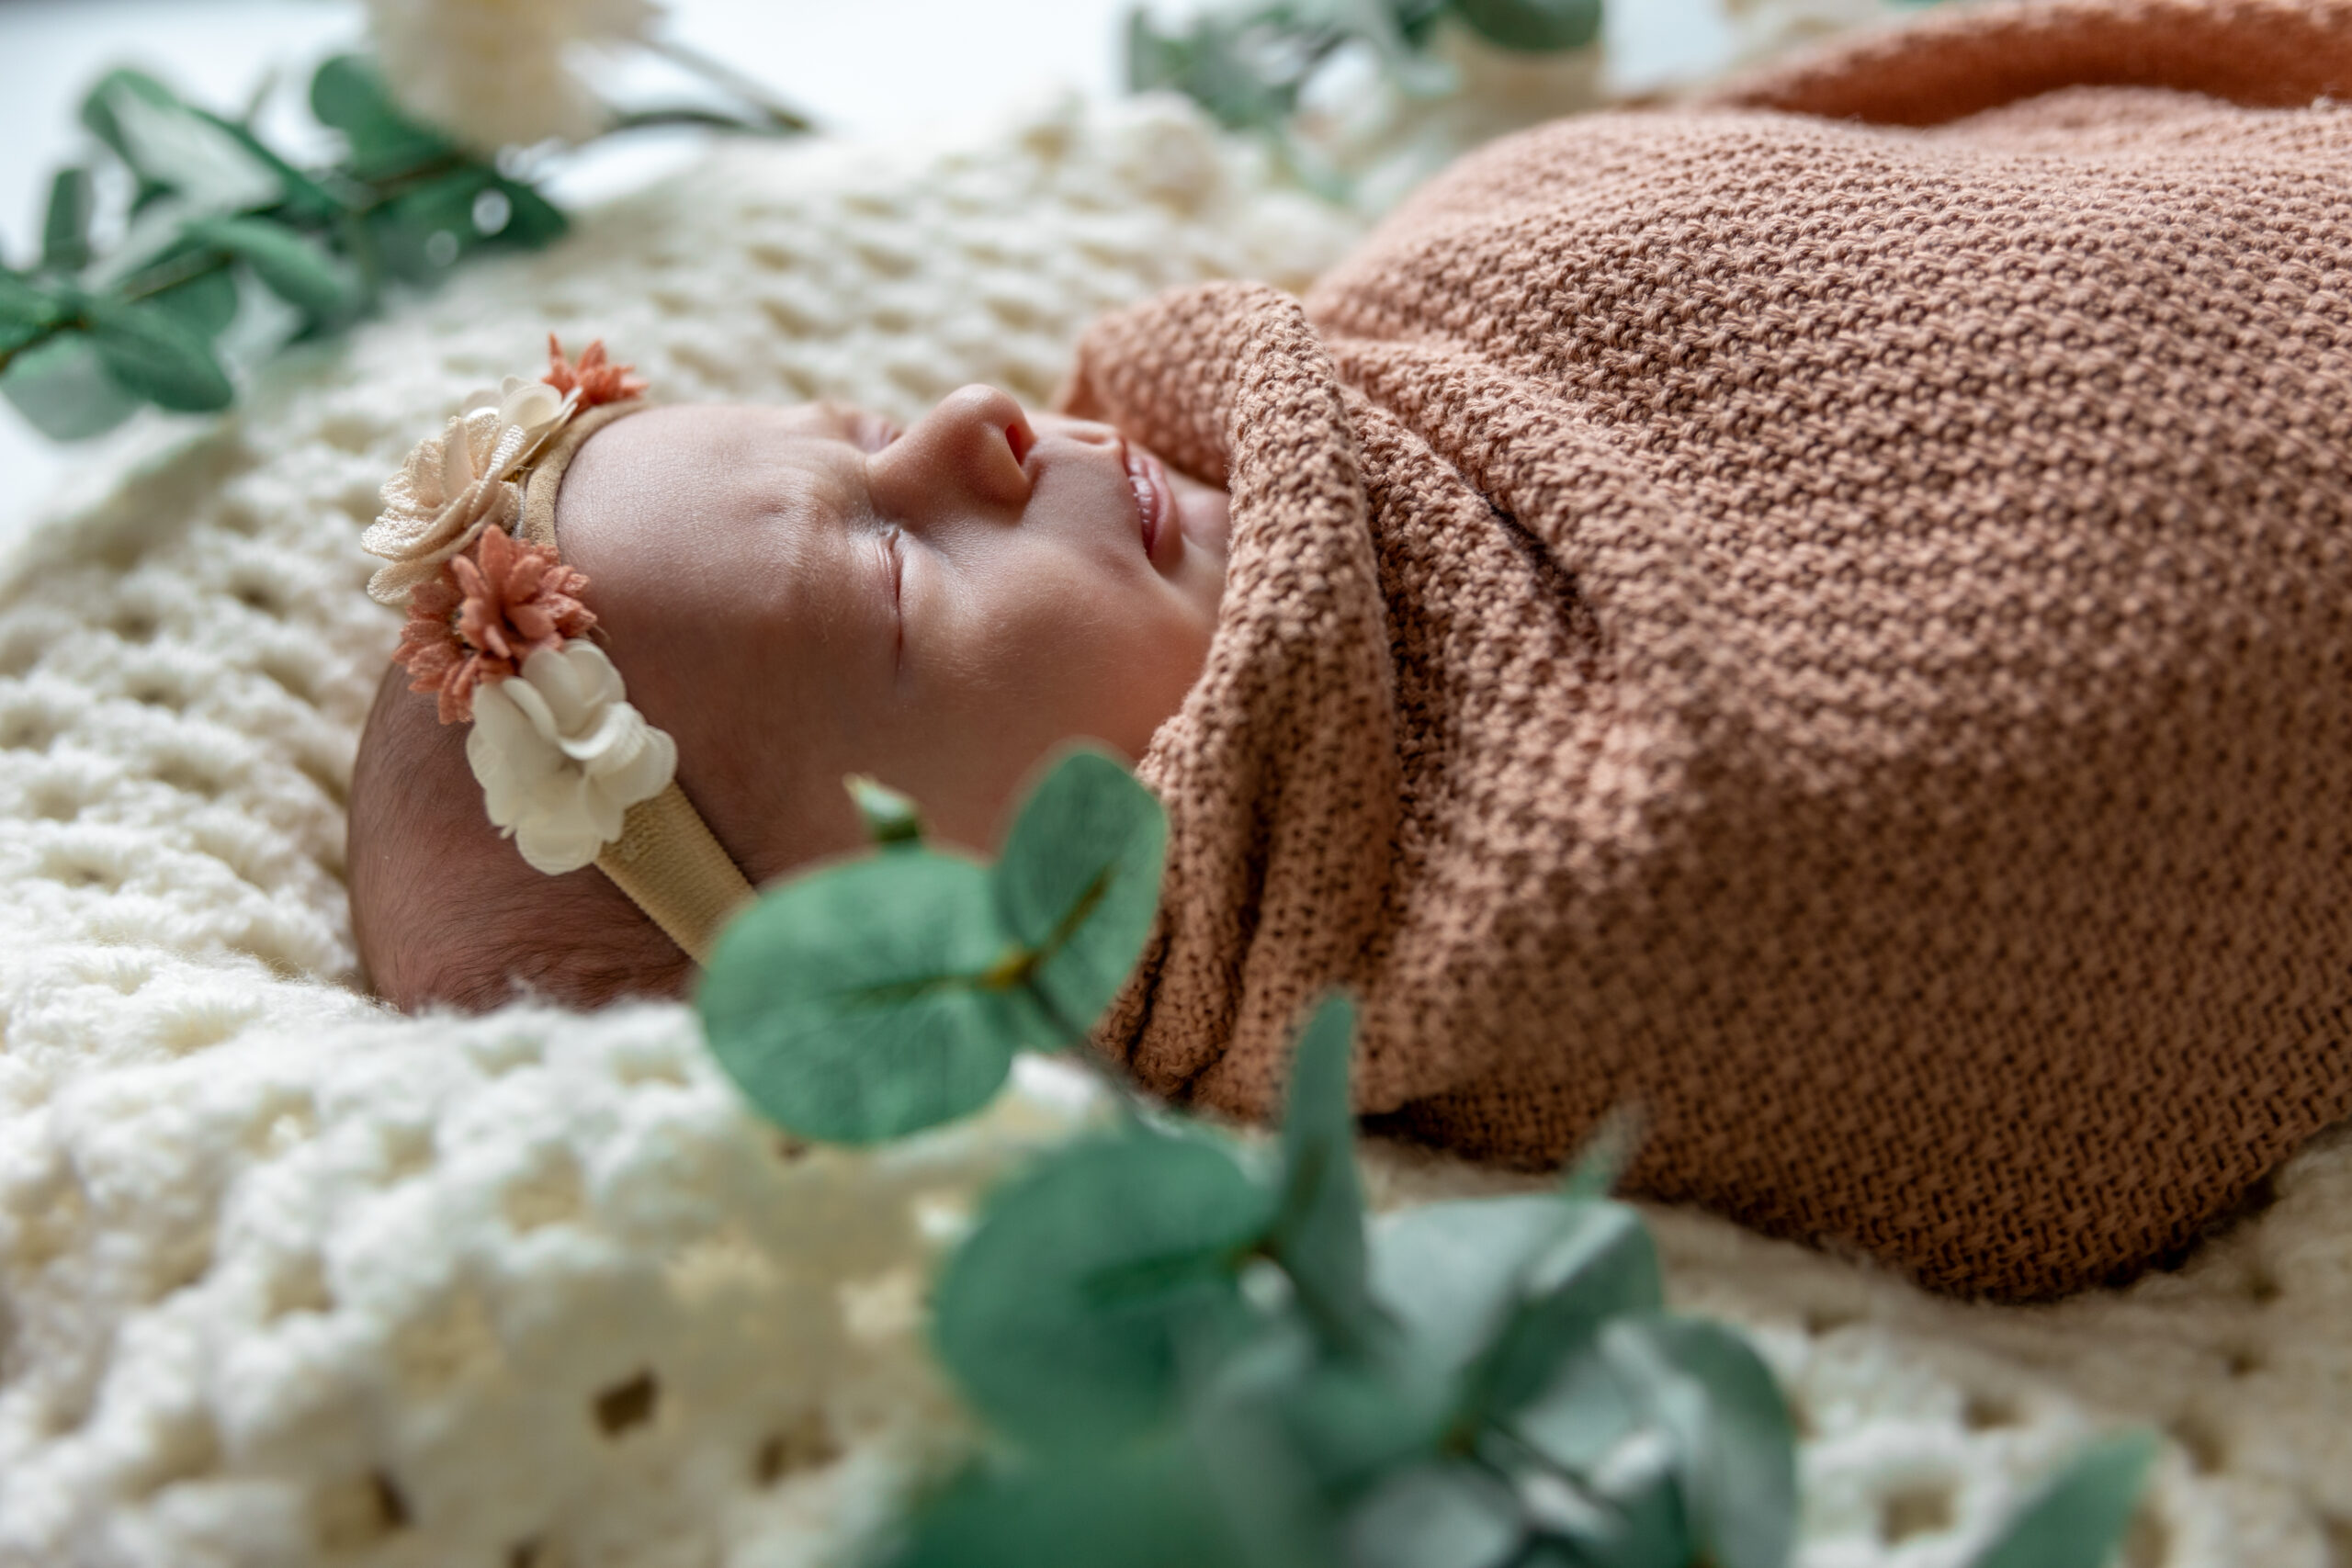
[1125,442,1182,573]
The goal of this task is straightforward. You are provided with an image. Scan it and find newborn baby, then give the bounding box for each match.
[353,0,2352,1299]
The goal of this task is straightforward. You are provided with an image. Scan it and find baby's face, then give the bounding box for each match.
[554,386,1229,874]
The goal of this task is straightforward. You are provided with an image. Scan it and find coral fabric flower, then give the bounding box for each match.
[364,378,577,606]
[365,0,664,152]
[394,525,596,724]
[467,641,677,874]
[544,336,648,408]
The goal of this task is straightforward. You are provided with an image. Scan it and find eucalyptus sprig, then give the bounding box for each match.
[2,50,808,443]
[695,749,2160,1568]
[1125,0,1602,156]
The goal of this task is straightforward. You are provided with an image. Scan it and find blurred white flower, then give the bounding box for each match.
[365,0,666,152]
[468,642,677,874]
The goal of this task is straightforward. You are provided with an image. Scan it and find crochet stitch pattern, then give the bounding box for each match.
[0,89,2342,1568]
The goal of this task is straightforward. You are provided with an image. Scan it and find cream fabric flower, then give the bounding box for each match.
[364,377,577,606]
[365,0,664,152]
[466,641,676,874]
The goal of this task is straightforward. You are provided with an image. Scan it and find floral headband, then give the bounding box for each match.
[365,338,755,964]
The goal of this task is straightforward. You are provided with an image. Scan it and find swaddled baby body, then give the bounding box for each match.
[352,0,2352,1298]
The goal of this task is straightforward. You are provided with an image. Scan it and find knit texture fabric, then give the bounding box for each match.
[1064,0,2352,1301]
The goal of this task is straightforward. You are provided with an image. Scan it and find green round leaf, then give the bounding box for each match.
[145,265,240,344]
[0,275,66,360]
[83,298,232,412]
[195,218,350,319]
[1468,1200,1662,1421]
[1267,993,1382,1354]
[1966,1431,2159,1568]
[1446,0,1602,52]
[1342,1461,1524,1568]
[78,68,180,172]
[991,746,1168,1037]
[491,179,569,247]
[846,773,925,847]
[698,850,1042,1143]
[1600,1315,1797,1568]
[1371,1195,1657,1386]
[891,1440,1278,1568]
[1512,1347,1641,1474]
[42,167,95,274]
[933,1130,1272,1447]
[1,332,140,441]
[310,54,450,173]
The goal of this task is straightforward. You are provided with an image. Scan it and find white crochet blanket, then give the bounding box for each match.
[0,93,2345,1568]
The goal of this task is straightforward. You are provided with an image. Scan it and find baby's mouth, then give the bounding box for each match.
[1125,441,1180,570]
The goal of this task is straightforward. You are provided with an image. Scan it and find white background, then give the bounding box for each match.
[0,0,1732,544]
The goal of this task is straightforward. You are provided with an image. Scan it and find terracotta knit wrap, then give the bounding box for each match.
[1061,0,2352,1299]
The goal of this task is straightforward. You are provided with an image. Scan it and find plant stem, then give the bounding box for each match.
[645,35,818,134]
[605,106,800,136]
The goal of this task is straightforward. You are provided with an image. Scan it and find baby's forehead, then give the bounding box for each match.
[561,402,861,541]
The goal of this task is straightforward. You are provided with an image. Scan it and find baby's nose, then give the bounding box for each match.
[868,384,1034,524]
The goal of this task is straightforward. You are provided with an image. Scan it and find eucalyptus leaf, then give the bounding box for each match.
[699,849,1046,1142]
[309,54,452,174]
[1965,1430,2159,1568]
[992,745,1168,1037]
[932,1128,1273,1447]
[1465,1200,1661,1421]
[890,1439,1277,1568]
[83,297,231,412]
[1527,1430,1693,1568]
[95,77,281,212]
[78,68,180,173]
[1560,1109,1640,1201]
[0,274,64,358]
[41,168,95,274]
[1343,1461,1525,1568]
[1187,1366,1347,1568]
[1,331,141,440]
[1392,0,1454,46]
[1600,1315,1796,1568]
[847,773,925,846]
[1369,1196,1613,1380]
[1125,10,1308,130]
[493,178,568,246]
[143,265,240,344]
[379,174,491,279]
[191,217,350,318]
[1510,1347,1638,1474]
[1266,992,1384,1355]
[1444,0,1603,52]
[191,107,342,220]
[1278,1349,1456,1493]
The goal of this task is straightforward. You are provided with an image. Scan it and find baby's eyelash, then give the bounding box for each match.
[883,525,906,662]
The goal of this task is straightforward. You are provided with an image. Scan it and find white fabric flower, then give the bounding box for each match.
[365,0,665,152]
[466,641,676,874]
[363,377,578,605]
